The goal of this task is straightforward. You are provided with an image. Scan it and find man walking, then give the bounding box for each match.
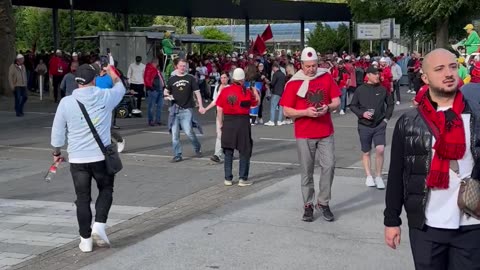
[264,63,286,126]
[61,62,79,96]
[165,59,204,162]
[49,50,69,103]
[384,49,480,269]
[51,64,125,252]
[350,66,394,190]
[407,53,418,94]
[9,54,28,117]
[128,56,146,111]
[391,58,403,105]
[280,47,341,222]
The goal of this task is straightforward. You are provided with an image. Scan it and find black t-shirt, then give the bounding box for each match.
[167,74,199,109]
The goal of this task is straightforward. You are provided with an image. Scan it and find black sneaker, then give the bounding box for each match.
[195,151,203,158]
[317,204,334,222]
[170,156,183,163]
[302,204,314,222]
[112,125,120,129]
[210,155,221,163]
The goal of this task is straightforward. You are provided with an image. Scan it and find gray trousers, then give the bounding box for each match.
[296,136,335,206]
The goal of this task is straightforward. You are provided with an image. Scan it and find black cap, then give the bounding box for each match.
[75,64,99,85]
[366,66,379,74]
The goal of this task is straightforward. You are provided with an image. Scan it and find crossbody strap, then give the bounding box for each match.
[76,100,107,154]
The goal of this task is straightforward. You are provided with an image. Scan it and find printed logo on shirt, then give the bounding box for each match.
[172,79,190,91]
[306,89,326,107]
[227,95,238,106]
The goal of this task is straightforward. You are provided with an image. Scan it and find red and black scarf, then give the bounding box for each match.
[418,90,466,189]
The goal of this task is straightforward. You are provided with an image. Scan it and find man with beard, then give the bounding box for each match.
[384,49,480,269]
[280,47,341,222]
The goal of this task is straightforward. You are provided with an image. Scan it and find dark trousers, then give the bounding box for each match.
[70,161,115,239]
[223,148,250,181]
[52,75,65,102]
[131,83,145,110]
[258,90,266,119]
[409,226,480,270]
[393,80,401,102]
[408,72,415,90]
[14,87,28,116]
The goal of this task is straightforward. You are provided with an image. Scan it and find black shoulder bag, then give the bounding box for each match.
[77,100,123,175]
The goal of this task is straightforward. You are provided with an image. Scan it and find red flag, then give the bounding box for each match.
[253,35,267,55]
[261,24,273,42]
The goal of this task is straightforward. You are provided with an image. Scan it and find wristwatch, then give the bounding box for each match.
[52,150,61,156]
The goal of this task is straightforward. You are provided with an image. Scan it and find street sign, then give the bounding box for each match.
[394,24,401,39]
[356,23,381,40]
[380,18,395,39]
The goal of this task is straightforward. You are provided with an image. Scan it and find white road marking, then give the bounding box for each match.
[259,137,296,142]
[142,131,203,136]
[0,111,54,115]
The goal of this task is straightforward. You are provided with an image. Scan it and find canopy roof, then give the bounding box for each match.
[12,0,351,21]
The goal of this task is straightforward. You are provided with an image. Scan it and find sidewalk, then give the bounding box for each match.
[78,174,413,270]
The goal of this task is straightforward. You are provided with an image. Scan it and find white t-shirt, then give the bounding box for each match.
[128,63,146,85]
[425,109,479,229]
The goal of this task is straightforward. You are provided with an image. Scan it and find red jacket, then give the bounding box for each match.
[49,56,69,76]
[380,66,393,93]
[143,63,162,89]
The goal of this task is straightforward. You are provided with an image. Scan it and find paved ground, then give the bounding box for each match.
[0,89,417,269]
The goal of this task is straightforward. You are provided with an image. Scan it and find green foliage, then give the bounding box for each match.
[307,23,349,53]
[13,7,155,53]
[198,27,233,54]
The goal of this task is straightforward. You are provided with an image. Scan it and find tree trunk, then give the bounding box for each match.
[435,17,449,49]
[0,0,16,96]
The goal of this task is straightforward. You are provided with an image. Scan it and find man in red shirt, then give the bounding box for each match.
[49,50,69,103]
[379,57,393,94]
[280,47,341,222]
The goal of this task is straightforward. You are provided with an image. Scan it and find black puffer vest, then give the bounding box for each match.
[398,100,480,229]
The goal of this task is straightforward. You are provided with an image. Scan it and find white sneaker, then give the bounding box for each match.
[396,101,400,105]
[238,179,253,187]
[92,222,110,247]
[411,91,416,95]
[339,110,345,115]
[406,90,412,94]
[264,121,275,126]
[365,176,376,187]
[375,177,385,189]
[224,180,233,186]
[277,121,285,126]
[79,237,93,253]
[258,118,264,124]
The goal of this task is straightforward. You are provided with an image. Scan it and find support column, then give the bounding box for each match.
[70,0,75,53]
[187,16,193,54]
[52,8,59,50]
[245,17,250,52]
[300,19,305,48]
[123,13,129,31]
[348,20,353,54]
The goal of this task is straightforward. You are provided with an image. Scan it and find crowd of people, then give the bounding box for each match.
[5,22,480,269]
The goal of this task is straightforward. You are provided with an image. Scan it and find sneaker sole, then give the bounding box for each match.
[92,233,110,248]
[238,183,253,187]
[224,181,233,186]
[323,216,335,222]
[376,186,385,190]
[302,217,314,222]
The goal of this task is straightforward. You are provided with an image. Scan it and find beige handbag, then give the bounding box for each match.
[453,160,480,219]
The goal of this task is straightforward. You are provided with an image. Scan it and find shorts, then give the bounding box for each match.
[358,121,387,153]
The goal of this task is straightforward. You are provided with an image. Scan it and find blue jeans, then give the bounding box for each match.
[224,148,250,180]
[147,90,163,123]
[270,94,283,123]
[171,108,201,157]
[340,87,347,111]
[14,87,28,116]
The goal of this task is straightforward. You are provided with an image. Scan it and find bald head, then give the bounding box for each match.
[422,49,456,73]
[421,48,458,97]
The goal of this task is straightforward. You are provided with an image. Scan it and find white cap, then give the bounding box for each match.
[345,55,351,61]
[226,54,231,58]
[56,49,62,54]
[365,55,371,60]
[16,54,24,59]
[380,57,388,63]
[239,56,244,60]
[72,52,78,57]
[232,57,237,62]
[300,47,318,61]
[372,61,379,66]
[232,68,245,81]
[248,54,254,59]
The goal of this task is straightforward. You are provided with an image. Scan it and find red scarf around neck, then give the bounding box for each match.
[418,90,466,189]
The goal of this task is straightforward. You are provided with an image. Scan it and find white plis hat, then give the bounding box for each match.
[301,47,318,61]
[232,68,245,81]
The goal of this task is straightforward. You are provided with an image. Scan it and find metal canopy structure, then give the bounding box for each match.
[12,0,351,21]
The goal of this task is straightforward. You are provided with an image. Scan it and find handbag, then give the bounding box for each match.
[453,160,480,219]
[77,100,123,175]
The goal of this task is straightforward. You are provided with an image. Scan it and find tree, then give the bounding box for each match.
[346,0,480,49]
[0,0,16,96]
[199,27,233,54]
[307,23,349,53]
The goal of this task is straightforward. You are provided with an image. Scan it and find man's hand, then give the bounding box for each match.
[106,65,119,82]
[53,155,63,164]
[363,111,373,119]
[304,107,320,118]
[317,105,329,116]
[385,227,401,249]
[199,107,206,114]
